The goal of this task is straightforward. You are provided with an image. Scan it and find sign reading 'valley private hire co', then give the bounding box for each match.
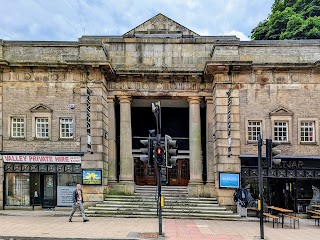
[3,155,81,164]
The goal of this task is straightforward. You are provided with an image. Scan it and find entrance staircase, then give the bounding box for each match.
[86,186,241,219]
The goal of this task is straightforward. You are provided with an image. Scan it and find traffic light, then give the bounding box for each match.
[165,134,178,167]
[139,130,156,165]
[155,145,164,165]
[266,138,281,168]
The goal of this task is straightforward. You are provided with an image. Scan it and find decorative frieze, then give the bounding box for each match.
[106,81,212,92]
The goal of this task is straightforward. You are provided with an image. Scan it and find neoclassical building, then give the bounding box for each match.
[1,14,320,210]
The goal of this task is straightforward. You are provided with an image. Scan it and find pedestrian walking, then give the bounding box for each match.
[69,184,89,222]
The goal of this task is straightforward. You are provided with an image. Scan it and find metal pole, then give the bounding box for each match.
[158,165,162,236]
[258,134,264,239]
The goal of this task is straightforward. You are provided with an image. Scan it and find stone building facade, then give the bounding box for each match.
[0,14,320,210]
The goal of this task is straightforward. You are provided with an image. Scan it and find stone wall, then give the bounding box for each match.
[1,68,82,152]
[239,69,320,156]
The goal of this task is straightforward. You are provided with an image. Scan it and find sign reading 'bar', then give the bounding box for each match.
[3,155,81,164]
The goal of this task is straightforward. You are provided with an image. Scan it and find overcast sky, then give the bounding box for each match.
[0,0,274,41]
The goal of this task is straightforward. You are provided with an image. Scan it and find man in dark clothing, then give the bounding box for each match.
[69,184,89,222]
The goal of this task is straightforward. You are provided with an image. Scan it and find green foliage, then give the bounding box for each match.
[251,0,320,40]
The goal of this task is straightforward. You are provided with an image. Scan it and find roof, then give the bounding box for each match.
[123,13,199,37]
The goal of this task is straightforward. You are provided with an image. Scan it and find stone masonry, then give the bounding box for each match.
[0,14,320,209]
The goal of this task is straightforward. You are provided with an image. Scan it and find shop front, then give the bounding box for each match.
[240,155,320,213]
[2,153,83,208]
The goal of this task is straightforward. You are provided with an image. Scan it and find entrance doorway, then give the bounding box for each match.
[134,159,190,186]
[168,159,190,186]
[41,174,57,208]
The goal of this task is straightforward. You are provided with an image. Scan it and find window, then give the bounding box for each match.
[11,117,25,138]
[36,117,49,138]
[274,121,288,142]
[300,121,315,142]
[247,121,262,141]
[60,118,74,138]
[5,173,30,206]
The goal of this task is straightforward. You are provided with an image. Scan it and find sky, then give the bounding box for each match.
[0,0,274,41]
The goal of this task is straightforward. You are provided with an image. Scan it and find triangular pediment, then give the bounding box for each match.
[30,103,53,113]
[269,107,293,116]
[123,13,199,37]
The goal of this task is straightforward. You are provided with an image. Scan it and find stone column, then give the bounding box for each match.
[107,96,117,184]
[188,96,203,196]
[118,95,134,193]
[205,97,216,196]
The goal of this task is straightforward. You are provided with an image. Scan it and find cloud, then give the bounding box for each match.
[0,0,274,41]
[219,30,251,41]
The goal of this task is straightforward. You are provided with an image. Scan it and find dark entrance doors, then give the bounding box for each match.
[41,174,57,208]
[168,159,190,186]
[134,159,157,185]
[134,159,189,186]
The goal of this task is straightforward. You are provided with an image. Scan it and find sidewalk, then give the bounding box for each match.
[0,210,319,240]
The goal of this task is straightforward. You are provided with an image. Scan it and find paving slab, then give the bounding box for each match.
[0,210,319,240]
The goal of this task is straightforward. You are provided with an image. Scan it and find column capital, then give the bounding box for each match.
[188,96,201,105]
[107,95,116,103]
[118,95,132,104]
[205,96,214,104]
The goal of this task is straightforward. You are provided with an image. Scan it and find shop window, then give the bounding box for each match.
[36,117,49,138]
[298,118,318,144]
[60,118,74,139]
[11,116,26,138]
[58,173,81,186]
[247,121,262,142]
[6,173,30,206]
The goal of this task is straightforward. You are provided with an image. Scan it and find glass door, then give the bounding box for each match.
[41,174,57,208]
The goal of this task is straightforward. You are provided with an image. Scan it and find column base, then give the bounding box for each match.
[107,179,118,185]
[112,181,135,195]
[188,181,204,197]
[204,182,217,197]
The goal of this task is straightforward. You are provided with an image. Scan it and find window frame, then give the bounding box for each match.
[35,117,49,139]
[271,116,292,144]
[9,115,26,139]
[298,118,318,145]
[59,117,75,139]
[246,120,263,143]
[31,112,52,140]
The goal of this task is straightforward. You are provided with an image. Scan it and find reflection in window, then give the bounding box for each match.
[6,173,30,206]
[300,121,315,142]
[60,118,74,138]
[36,117,49,138]
[274,121,288,142]
[11,117,25,138]
[247,121,261,141]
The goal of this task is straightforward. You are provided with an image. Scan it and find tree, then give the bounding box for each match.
[251,0,320,40]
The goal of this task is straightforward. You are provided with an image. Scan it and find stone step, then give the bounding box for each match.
[99,202,220,207]
[135,186,188,189]
[85,210,240,218]
[88,186,237,220]
[105,195,217,201]
[87,208,233,215]
[104,200,218,206]
[94,204,225,210]
[102,201,219,207]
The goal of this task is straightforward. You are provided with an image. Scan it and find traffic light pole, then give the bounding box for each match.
[152,101,162,237]
[157,162,162,236]
[258,134,264,239]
